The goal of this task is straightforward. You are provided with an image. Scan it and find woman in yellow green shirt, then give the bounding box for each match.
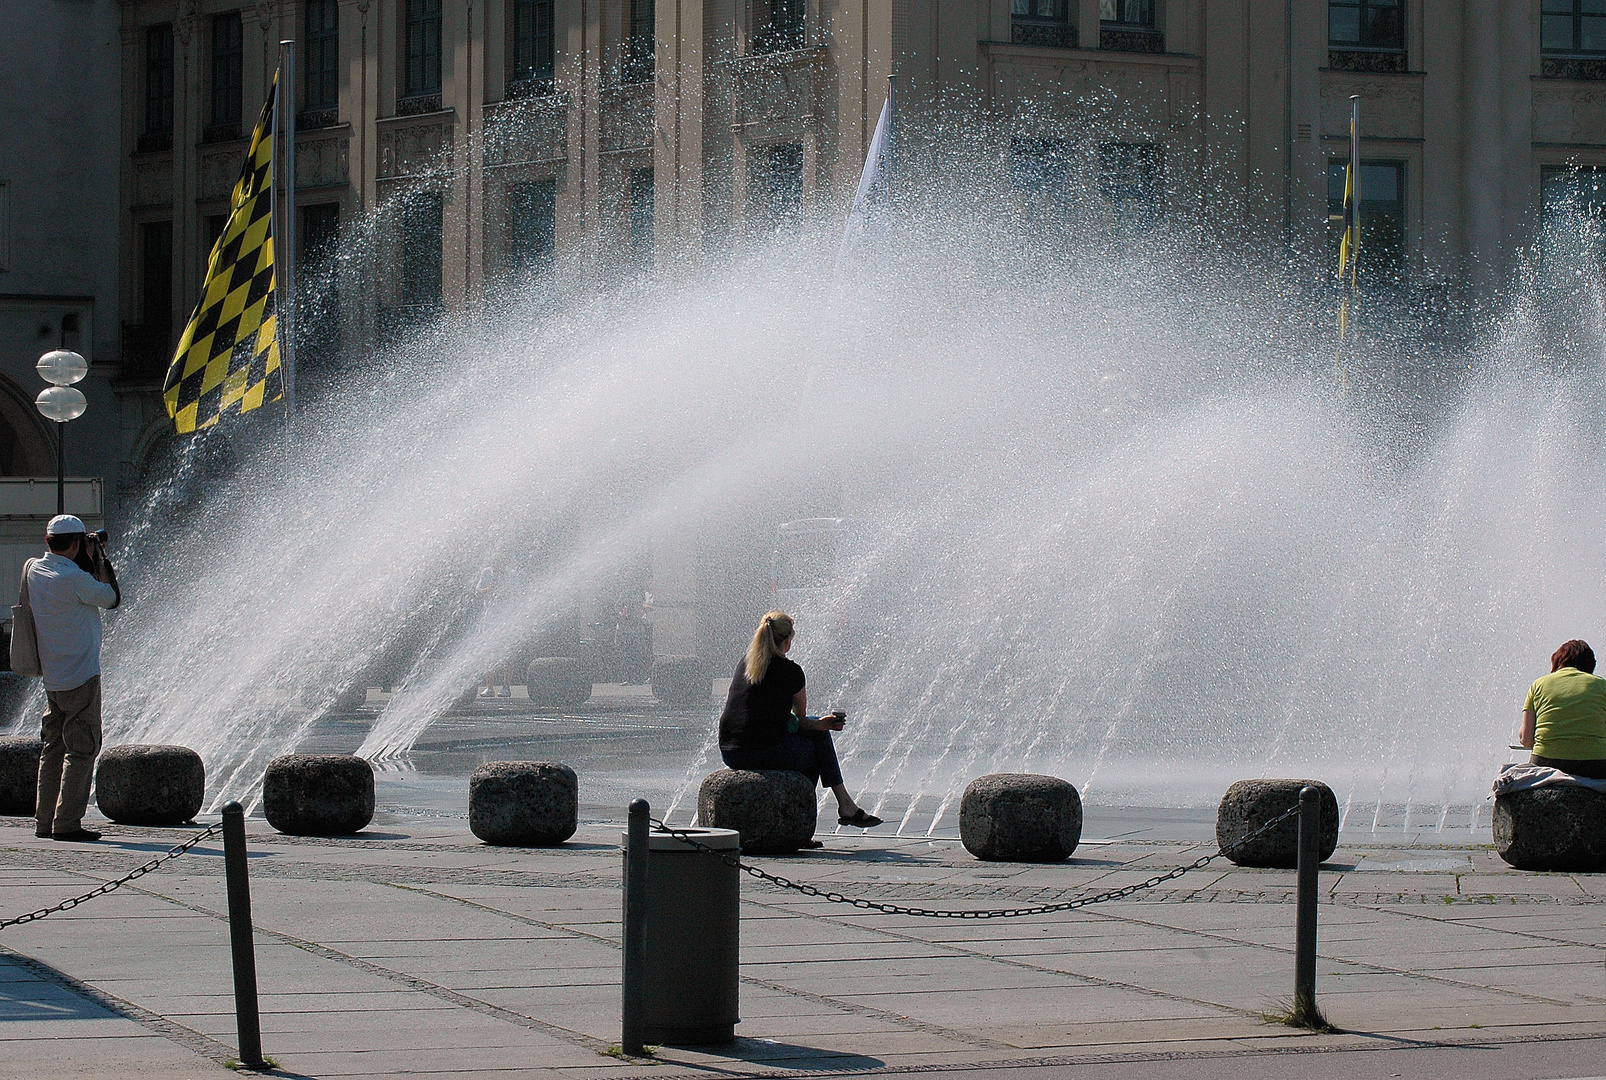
[1520,639,1606,779]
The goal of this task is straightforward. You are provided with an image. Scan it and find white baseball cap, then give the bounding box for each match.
[46,514,86,536]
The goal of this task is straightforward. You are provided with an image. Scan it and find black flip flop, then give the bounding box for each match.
[837,809,883,828]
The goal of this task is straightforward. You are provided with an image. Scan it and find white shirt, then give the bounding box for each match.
[28,552,118,692]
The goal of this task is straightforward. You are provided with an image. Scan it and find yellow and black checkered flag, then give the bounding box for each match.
[163,73,282,433]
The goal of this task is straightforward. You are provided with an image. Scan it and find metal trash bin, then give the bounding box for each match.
[622,825,740,1044]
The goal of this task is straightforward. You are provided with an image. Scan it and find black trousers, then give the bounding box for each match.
[1530,754,1606,780]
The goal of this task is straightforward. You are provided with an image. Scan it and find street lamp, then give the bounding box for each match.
[36,350,88,516]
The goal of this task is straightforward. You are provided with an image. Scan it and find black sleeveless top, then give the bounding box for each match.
[718,655,805,753]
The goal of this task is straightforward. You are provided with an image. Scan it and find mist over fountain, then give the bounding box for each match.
[9,132,1606,835]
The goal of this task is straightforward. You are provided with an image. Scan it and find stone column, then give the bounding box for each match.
[1461,0,1502,298]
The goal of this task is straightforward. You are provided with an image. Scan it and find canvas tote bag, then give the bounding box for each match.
[10,558,41,677]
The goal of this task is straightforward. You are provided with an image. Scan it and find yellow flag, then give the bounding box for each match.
[163,73,282,433]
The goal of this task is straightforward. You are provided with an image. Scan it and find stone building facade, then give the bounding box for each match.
[56,0,1606,510]
[0,1,127,520]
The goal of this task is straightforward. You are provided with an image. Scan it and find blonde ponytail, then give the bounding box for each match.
[744,610,795,684]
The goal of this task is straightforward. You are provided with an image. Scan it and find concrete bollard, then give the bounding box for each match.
[95,745,206,826]
[1216,779,1339,868]
[523,658,594,710]
[262,754,374,836]
[468,761,578,846]
[619,817,740,1044]
[959,773,1082,862]
[0,734,42,816]
[697,769,816,855]
[1494,786,1606,872]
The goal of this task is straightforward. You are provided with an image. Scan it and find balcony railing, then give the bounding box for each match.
[1012,20,1078,49]
[396,93,443,117]
[1542,55,1606,80]
[1100,26,1163,53]
[1327,48,1408,73]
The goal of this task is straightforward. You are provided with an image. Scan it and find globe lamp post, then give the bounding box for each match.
[36,350,89,516]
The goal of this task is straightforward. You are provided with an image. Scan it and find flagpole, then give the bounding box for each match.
[885,73,897,189]
[279,40,298,421]
[1349,94,1360,288]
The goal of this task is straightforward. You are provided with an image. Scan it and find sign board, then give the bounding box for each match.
[0,478,105,612]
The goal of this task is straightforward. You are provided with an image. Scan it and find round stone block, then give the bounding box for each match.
[653,655,710,707]
[698,769,816,855]
[959,773,1082,862]
[469,761,578,846]
[95,745,206,826]
[0,734,42,816]
[524,657,593,710]
[1216,779,1339,868]
[1494,786,1606,872]
[263,754,374,836]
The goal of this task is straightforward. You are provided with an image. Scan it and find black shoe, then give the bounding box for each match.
[837,809,883,828]
[51,828,102,842]
[35,829,50,839]
[803,839,824,849]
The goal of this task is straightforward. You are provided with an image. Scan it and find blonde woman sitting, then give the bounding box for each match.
[717,611,882,829]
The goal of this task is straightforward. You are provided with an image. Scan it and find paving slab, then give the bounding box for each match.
[4,812,1606,1078]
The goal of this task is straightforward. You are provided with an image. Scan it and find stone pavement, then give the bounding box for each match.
[1,811,1604,1079]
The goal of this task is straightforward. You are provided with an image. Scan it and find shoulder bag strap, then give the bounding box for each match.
[17,558,33,607]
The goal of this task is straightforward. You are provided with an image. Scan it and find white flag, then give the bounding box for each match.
[837,84,895,266]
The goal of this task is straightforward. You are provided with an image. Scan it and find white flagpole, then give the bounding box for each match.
[278,40,298,420]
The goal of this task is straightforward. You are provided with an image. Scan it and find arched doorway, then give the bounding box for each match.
[0,373,58,476]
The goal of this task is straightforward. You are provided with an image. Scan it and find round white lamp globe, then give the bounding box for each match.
[36,386,88,422]
[37,350,88,387]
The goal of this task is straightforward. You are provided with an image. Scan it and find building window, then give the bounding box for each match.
[1541,165,1606,243]
[629,167,654,267]
[1327,160,1405,280]
[510,0,555,93]
[143,24,174,145]
[142,221,174,333]
[208,12,243,141]
[299,203,342,367]
[304,0,339,116]
[405,0,443,100]
[1543,0,1606,54]
[1329,0,1404,49]
[400,191,443,309]
[754,0,805,55]
[1101,0,1154,27]
[1011,1,1076,49]
[506,180,557,279]
[623,0,655,83]
[1009,138,1075,210]
[204,214,228,273]
[1100,0,1161,52]
[300,203,341,274]
[1098,142,1162,233]
[748,143,803,231]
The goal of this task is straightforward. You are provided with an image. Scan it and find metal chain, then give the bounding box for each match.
[649,804,1302,920]
[0,823,223,931]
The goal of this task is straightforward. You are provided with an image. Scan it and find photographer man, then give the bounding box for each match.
[30,514,119,842]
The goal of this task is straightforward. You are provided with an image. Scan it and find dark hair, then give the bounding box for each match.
[46,531,83,554]
[1552,639,1596,674]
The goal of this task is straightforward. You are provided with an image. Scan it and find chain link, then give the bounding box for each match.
[649,804,1303,920]
[0,823,224,931]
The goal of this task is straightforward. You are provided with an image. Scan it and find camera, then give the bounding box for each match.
[73,529,109,574]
